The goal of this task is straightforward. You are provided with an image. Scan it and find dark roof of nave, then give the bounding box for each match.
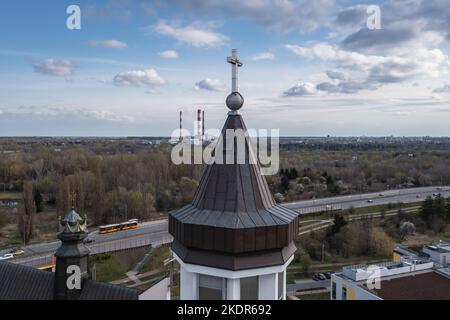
[0,261,140,300]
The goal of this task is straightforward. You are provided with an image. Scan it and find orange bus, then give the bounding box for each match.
[98,219,139,234]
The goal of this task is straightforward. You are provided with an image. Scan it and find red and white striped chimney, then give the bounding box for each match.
[179,111,183,141]
[197,109,202,142]
[202,110,205,140]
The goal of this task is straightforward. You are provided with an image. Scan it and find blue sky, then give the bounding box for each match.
[1,0,450,136]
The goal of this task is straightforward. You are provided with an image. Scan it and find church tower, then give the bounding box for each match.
[169,49,299,300]
[54,201,90,300]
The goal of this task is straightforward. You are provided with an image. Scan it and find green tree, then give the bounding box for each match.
[33,188,44,213]
[420,195,448,232]
[328,213,347,236]
[420,196,434,224]
[433,195,447,221]
[446,197,450,220]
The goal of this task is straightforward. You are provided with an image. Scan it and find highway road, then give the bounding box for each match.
[284,186,450,213]
[1,219,169,262]
[2,186,449,266]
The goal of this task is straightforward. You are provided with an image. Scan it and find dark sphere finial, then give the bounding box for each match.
[226,92,244,112]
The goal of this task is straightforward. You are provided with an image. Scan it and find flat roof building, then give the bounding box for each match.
[332,243,450,300]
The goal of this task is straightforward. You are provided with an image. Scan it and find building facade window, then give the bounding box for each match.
[331,281,336,300]
[198,274,227,300]
[342,286,347,300]
[277,272,284,300]
[240,276,259,300]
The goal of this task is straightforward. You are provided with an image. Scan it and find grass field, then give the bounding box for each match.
[89,248,147,283]
[141,246,171,273]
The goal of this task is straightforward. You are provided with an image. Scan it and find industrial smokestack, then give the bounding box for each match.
[202,110,205,140]
[179,111,183,141]
[197,109,202,143]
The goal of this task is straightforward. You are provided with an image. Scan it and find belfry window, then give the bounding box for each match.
[240,276,259,300]
[198,275,227,300]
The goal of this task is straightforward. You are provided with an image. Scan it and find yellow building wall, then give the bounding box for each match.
[393,252,401,262]
[348,288,356,300]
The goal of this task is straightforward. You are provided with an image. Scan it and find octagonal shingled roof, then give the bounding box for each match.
[169,113,299,257]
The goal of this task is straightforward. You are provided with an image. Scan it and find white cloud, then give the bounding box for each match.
[159,50,179,59]
[166,0,335,33]
[250,52,275,61]
[113,69,166,87]
[283,82,317,97]
[195,79,226,92]
[153,21,228,47]
[88,39,128,49]
[33,59,75,78]
[285,43,449,94]
[285,43,382,71]
[0,106,135,123]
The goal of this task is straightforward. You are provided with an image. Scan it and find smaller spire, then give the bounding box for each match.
[59,208,87,234]
[59,192,87,234]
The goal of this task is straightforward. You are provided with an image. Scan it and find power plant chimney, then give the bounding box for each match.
[197,109,202,144]
[202,110,205,140]
[179,110,183,141]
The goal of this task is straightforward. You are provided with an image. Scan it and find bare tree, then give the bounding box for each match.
[18,181,36,245]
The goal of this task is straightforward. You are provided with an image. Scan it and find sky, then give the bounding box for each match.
[0,0,450,137]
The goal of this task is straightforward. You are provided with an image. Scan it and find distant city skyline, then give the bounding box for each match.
[1,0,450,136]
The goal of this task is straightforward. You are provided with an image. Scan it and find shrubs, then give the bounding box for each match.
[420,195,449,233]
[328,221,394,258]
[301,219,395,261]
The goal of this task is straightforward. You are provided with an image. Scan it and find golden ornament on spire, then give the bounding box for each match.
[69,191,77,209]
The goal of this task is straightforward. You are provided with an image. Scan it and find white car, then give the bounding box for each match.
[0,253,14,261]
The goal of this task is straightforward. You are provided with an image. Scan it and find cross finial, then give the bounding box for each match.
[69,191,77,209]
[227,49,243,93]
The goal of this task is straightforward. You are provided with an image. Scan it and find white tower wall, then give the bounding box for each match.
[175,253,293,300]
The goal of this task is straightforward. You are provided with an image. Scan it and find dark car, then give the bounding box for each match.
[324,272,332,279]
[317,273,327,281]
[312,274,320,281]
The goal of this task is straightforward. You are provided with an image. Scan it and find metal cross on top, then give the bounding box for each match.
[227,49,243,93]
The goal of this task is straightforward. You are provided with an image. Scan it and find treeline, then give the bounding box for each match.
[1,147,202,228]
[2,144,450,228]
[268,148,450,202]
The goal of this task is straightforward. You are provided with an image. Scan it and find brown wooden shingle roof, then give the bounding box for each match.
[169,113,299,259]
